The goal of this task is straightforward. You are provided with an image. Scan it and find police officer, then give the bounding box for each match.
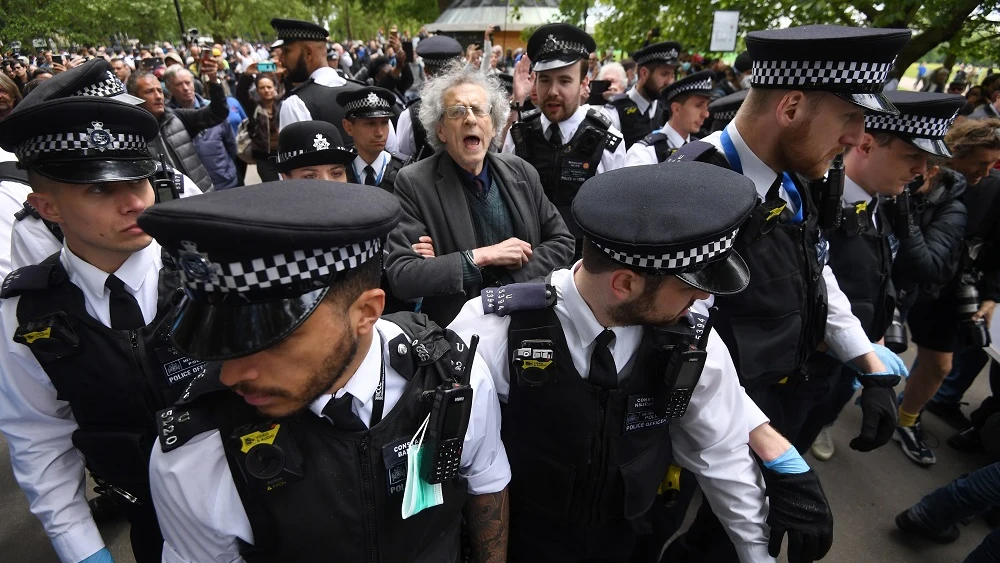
[627,70,715,166]
[664,25,912,563]
[504,23,626,250]
[273,120,356,181]
[4,59,202,274]
[797,92,966,459]
[706,89,748,134]
[0,96,206,563]
[449,162,833,563]
[272,18,399,151]
[604,40,681,148]
[142,180,511,563]
[338,86,411,192]
[397,35,464,161]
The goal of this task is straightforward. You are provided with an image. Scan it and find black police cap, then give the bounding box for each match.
[661,70,715,102]
[709,89,748,130]
[0,97,159,184]
[18,58,143,111]
[865,91,966,158]
[572,161,758,295]
[527,23,596,73]
[337,86,395,119]
[137,179,402,360]
[273,121,355,173]
[416,35,463,75]
[632,41,682,67]
[270,18,328,49]
[747,25,911,115]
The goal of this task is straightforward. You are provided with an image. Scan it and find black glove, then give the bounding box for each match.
[851,374,901,452]
[761,467,833,563]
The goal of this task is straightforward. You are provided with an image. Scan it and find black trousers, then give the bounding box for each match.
[126,501,163,563]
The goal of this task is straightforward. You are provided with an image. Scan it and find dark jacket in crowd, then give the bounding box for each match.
[169,93,239,190]
[150,80,229,192]
[963,169,1000,302]
[893,167,968,307]
[386,150,575,326]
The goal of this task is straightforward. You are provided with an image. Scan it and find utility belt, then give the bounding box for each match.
[73,427,154,506]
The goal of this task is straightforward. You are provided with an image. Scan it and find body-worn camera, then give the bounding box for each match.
[421,335,478,484]
[812,154,845,230]
[153,155,181,203]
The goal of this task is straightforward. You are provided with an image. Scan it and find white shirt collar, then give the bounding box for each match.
[539,105,589,143]
[627,86,655,116]
[352,151,388,181]
[62,240,160,299]
[309,324,385,418]
[310,66,347,88]
[661,123,689,148]
[725,121,781,200]
[843,174,875,205]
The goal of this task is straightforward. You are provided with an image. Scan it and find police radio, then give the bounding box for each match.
[421,335,478,484]
[659,309,715,419]
[153,154,181,204]
[889,186,914,239]
[813,154,845,230]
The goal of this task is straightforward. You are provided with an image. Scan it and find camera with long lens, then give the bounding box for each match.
[883,308,908,353]
[956,273,991,348]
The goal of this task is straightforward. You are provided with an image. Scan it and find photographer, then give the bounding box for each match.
[893,118,1000,466]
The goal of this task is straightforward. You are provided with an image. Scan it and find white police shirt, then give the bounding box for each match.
[279,66,399,153]
[448,265,775,563]
[501,105,626,173]
[602,86,659,133]
[624,122,689,167]
[351,151,390,185]
[0,178,33,279]
[0,241,163,563]
[691,121,875,364]
[6,174,202,275]
[395,106,417,159]
[150,317,510,563]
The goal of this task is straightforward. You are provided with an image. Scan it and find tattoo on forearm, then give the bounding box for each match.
[464,487,509,563]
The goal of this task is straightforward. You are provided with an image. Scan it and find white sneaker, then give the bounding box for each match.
[811,426,835,461]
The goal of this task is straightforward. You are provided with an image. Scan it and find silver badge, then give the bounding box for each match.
[366,92,381,106]
[397,343,408,355]
[86,121,113,151]
[177,241,219,284]
[313,134,330,151]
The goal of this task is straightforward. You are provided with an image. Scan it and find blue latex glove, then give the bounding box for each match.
[80,547,115,563]
[763,445,811,474]
[869,343,909,377]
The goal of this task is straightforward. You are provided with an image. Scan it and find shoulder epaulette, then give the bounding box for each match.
[481,282,557,317]
[405,96,421,108]
[586,107,613,130]
[639,132,668,147]
[607,93,631,107]
[1,256,62,298]
[14,201,41,222]
[518,108,542,122]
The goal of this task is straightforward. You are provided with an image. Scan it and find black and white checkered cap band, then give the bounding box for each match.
[635,49,679,66]
[275,145,349,163]
[344,95,392,113]
[16,132,147,160]
[179,239,379,293]
[275,27,327,41]
[593,228,739,271]
[74,71,127,99]
[422,57,459,73]
[752,59,894,90]
[712,109,738,122]
[864,111,956,139]
[537,36,589,59]
[666,77,714,101]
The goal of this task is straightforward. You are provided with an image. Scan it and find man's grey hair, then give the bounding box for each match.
[162,65,191,86]
[418,61,510,152]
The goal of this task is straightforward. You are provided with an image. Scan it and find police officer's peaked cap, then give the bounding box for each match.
[415,35,463,75]
[709,89,748,131]
[18,58,143,111]
[527,23,596,73]
[865,91,966,158]
[632,41,683,67]
[337,86,395,119]
[137,180,403,360]
[270,18,328,49]
[746,25,910,115]
[661,70,715,102]
[573,162,758,295]
[272,121,355,173]
[0,97,158,184]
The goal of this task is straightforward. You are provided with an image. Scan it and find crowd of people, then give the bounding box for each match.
[0,14,998,563]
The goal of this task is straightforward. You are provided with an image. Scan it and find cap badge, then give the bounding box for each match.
[543,34,558,51]
[86,121,113,152]
[366,92,380,106]
[178,241,219,284]
[313,134,330,151]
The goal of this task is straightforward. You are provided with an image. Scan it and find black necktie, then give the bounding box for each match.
[364,165,377,186]
[105,275,145,330]
[589,329,618,389]
[323,393,367,431]
[547,123,562,146]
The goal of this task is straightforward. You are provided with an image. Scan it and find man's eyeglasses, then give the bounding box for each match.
[445,104,491,119]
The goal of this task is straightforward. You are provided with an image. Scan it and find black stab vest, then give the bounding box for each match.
[158,313,470,563]
[2,253,198,495]
[606,93,665,149]
[288,78,364,147]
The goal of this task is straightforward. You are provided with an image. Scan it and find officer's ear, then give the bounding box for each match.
[25,172,64,224]
[342,118,354,137]
[857,133,876,156]
[608,268,642,301]
[347,287,385,337]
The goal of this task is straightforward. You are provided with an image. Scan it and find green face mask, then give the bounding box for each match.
[401,415,444,519]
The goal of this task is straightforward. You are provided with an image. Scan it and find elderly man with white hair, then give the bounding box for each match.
[385,63,575,326]
[596,62,628,102]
